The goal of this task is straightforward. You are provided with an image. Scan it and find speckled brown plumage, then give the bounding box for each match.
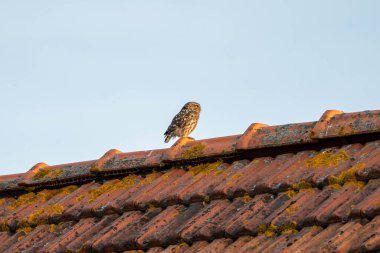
[164,102,201,143]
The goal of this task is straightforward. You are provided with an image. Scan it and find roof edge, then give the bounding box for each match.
[0,109,379,191]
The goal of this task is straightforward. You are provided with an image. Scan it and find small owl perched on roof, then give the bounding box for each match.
[164,102,201,143]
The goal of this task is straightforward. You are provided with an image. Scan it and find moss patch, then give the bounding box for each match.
[305,150,350,168]
[20,203,65,227]
[8,185,78,211]
[89,174,138,202]
[328,163,366,186]
[285,204,299,215]
[33,168,64,180]
[202,196,211,206]
[258,224,277,237]
[243,193,252,203]
[291,181,312,191]
[0,219,9,232]
[280,222,298,235]
[139,172,156,185]
[182,144,205,159]
[16,226,33,241]
[190,161,223,176]
[258,222,298,237]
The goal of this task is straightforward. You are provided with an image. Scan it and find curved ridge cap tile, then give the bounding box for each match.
[23,162,49,181]
[19,160,97,186]
[91,149,122,172]
[163,135,241,162]
[238,121,317,150]
[100,148,167,172]
[0,173,25,191]
[312,109,380,139]
[237,123,268,149]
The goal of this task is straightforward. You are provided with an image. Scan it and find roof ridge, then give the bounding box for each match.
[1,109,379,192]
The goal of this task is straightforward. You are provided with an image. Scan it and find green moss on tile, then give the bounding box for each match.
[305,150,349,168]
[33,168,64,180]
[182,144,205,159]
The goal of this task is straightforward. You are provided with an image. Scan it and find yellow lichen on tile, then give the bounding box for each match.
[202,195,211,206]
[8,192,37,210]
[258,224,278,237]
[8,186,78,211]
[190,161,223,176]
[305,150,350,168]
[16,226,33,235]
[182,144,205,159]
[251,159,261,165]
[280,221,298,235]
[176,241,189,250]
[58,185,79,195]
[291,181,312,191]
[121,174,139,188]
[76,195,85,202]
[285,204,299,214]
[139,172,157,185]
[251,241,259,248]
[243,193,252,203]
[50,223,58,232]
[148,203,156,210]
[26,203,65,226]
[0,219,9,232]
[16,226,33,241]
[286,189,297,198]
[328,163,366,186]
[89,175,139,202]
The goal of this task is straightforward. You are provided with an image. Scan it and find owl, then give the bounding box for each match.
[164,102,201,143]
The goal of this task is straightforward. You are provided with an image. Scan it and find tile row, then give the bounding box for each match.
[1,141,380,230]
[1,210,379,252]
[1,109,378,189]
[1,176,379,251]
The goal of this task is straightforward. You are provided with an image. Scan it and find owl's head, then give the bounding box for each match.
[183,102,201,113]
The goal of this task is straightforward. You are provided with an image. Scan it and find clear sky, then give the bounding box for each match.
[0,1,379,175]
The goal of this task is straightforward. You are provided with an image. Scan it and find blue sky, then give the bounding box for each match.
[0,1,379,175]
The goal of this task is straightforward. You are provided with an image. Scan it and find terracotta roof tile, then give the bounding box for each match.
[238,122,317,150]
[0,109,380,252]
[312,110,380,139]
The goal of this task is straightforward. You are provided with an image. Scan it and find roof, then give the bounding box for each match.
[0,109,379,253]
